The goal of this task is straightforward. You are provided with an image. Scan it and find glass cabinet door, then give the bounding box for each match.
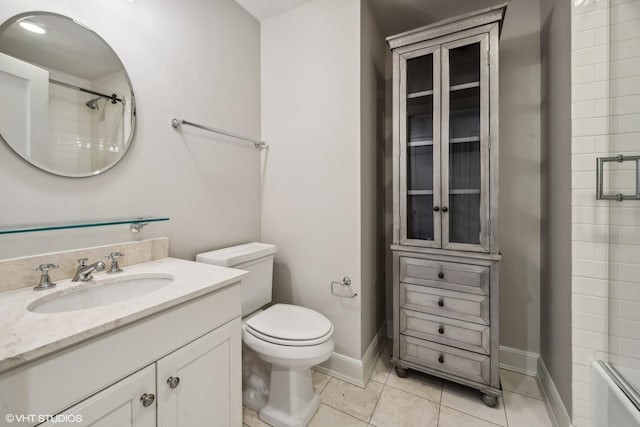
[441,34,490,251]
[399,47,441,247]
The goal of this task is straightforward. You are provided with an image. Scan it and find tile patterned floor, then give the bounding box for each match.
[243,344,554,427]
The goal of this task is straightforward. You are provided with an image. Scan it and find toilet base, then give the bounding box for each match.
[258,365,320,427]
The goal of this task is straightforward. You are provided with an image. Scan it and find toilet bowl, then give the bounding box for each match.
[196,243,335,427]
[242,304,334,427]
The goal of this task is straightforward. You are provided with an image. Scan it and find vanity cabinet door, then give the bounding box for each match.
[156,317,242,427]
[41,365,156,427]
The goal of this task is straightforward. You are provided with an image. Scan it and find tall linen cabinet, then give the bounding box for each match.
[387,5,506,406]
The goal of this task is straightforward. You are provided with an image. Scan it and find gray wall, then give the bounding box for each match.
[498,0,543,354]
[360,0,388,356]
[539,0,572,412]
[0,0,261,261]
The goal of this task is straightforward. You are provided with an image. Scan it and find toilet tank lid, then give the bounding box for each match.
[196,242,276,267]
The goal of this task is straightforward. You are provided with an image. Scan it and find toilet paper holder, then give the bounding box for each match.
[331,277,358,298]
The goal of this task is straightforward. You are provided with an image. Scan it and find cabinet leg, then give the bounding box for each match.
[482,394,498,407]
[395,367,408,378]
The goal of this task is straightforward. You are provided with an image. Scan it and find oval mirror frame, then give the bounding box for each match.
[0,11,136,178]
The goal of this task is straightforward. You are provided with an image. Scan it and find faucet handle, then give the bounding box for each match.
[34,264,58,291]
[105,252,124,274]
[77,258,89,267]
[105,252,124,261]
[35,263,59,273]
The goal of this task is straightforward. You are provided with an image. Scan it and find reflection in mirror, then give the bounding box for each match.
[0,12,136,177]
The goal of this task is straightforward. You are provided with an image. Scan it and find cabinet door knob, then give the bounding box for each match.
[167,376,181,389]
[438,326,445,334]
[438,354,444,363]
[140,393,155,407]
[433,206,440,212]
[437,272,444,279]
[437,299,445,307]
[442,207,448,212]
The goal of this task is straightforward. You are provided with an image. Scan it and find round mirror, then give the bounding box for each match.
[0,12,136,177]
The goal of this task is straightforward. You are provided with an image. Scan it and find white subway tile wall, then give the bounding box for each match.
[572,0,640,426]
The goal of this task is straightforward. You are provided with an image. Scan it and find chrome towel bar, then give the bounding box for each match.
[171,118,267,149]
[596,154,640,201]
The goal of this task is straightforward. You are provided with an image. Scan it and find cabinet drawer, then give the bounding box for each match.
[400,283,489,325]
[400,257,489,295]
[400,335,490,385]
[400,309,490,354]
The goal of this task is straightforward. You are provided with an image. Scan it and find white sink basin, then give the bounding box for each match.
[28,273,174,314]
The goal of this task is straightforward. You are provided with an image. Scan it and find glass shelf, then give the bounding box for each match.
[0,217,170,235]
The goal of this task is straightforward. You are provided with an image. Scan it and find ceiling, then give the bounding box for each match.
[234,0,508,36]
[234,0,315,21]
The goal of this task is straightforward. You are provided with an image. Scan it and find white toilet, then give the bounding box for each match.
[196,242,334,427]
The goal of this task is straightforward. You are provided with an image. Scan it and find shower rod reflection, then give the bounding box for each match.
[49,79,123,104]
[171,118,268,150]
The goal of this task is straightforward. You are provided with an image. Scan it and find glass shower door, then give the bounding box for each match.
[603,0,640,406]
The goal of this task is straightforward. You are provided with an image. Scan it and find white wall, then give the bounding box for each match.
[360,0,387,355]
[497,0,543,354]
[0,0,261,260]
[571,0,640,425]
[261,0,363,359]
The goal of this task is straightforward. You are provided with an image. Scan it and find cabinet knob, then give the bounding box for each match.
[438,326,445,334]
[437,272,444,279]
[140,393,155,407]
[437,299,445,307]
[442,207,449,212]
[167,376,181,389]
[433,206,440,212]
[438,354,444,363]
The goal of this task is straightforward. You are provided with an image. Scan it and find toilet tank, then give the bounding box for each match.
[196,242,276,316]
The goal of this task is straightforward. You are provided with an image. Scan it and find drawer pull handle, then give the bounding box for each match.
[437,299,444,307]
[437,272,444,279]
[433,206,440,212]
[438,326,444,334]
[442,207,449,212]
[140,393,155,407]
[167,376,180,389]
[438,354,444,363]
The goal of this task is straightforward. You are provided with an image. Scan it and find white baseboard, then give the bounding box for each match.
[499,345,538,376]
[316,322,387,388]
[537,356,573,427]
[499,347,572,427]
[362,322,389,384]
[315,352,365,387]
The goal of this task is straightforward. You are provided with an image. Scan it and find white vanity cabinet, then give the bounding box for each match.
[388,5,506,406]
[0,280,243,427]
[44,319,241,427]
[156,319,241,427]
[41,365,157,427]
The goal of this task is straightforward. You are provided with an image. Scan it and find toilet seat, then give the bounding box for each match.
[246,304,334,347]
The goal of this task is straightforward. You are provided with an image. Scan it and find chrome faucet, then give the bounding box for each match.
[72,258,106,282]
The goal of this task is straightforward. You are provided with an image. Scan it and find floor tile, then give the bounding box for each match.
[500,369,543,400]
[369,386,439,427]
[308,404,368,427]
[385,368,443,403]
[503,390,553,427]
[441,382,507,426]
[242,406,272,427]
[438,406,502,427]
[370,353,393,384]
[313,370,332,393]
[321,377,384,422]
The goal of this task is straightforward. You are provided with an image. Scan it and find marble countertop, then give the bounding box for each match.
[0,257,247,374]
